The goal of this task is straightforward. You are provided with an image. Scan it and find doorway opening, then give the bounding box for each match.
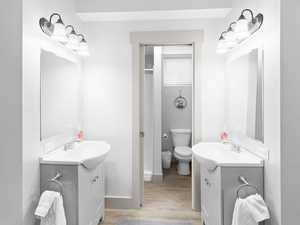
[142,45,195,214]
[130,30,203,212]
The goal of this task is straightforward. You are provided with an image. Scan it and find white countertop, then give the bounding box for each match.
[192,142,264,167]
[40,140,110,169]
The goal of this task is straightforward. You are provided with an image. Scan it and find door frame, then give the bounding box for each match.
[130,30,204,209]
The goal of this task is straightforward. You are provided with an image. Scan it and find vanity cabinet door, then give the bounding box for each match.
[200,165,209,223]
[40,165,78,225]
[78,166,100,225]
[220,167,264,225]
[90,164,105,224]
[78,164,105,225]
[200,165,222,225]
[95,164,105,206]
[41,163,105,225]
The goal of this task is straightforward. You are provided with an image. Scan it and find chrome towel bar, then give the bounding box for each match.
[236,176,259,198]
[47,172,63,195]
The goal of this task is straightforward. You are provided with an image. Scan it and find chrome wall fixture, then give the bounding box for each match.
[217,9,263,54]
[39,13,89,56]
[174,90,187,109]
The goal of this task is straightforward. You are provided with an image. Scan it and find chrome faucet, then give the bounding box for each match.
[64,141,75,151]
[222,139,241,152]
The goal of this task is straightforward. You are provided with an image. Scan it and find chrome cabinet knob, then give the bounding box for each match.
[204,178,211,186]
[92,175,99,183]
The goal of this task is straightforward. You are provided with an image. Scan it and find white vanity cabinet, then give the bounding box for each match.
[40,163,105,225]
[200,161,264,225]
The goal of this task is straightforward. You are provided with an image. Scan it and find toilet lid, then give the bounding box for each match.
[175,146,192,157]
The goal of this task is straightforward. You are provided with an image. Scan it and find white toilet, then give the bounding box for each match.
[171,129,192,175]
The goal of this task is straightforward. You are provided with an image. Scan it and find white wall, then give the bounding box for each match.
[162,48,193,148]
[161,46,193,152]
[162,85,192,151]
[82,19,225,198]
[76,0,231,13]
[143,72,154,177]
[143,47,154,179]
[152,46,163,178]
[0,1,23,224]
[22,0,82,224]
[224,1,281,225]
[281,1,300,224]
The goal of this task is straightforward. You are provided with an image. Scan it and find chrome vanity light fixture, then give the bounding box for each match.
[65,25,80,50]
[216,32,228,54]
[77,34,90,57]
[51,14,68,43]
[216,9,263,54]
[224,22,238,48]
[39,13,68,43]
[39,13,90,57]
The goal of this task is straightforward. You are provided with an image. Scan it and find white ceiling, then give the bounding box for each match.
[76,0,232,12]
[78,8,232,22]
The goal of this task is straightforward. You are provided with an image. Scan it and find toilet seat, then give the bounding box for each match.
[174,146,192,158]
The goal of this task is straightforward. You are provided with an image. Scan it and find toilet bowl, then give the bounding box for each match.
[174,146,192,175]
[171,129,192,175]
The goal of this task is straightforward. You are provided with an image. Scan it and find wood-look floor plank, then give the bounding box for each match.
[101,166,202,225]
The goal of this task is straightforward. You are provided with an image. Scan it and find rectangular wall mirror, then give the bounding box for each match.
[40,50,81,141]
[225,48,264,142]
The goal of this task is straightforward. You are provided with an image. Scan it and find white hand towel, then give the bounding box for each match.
[35,191,66,225]
[232,194,270,225]
[35,191,60,218]
[246,194,270,222]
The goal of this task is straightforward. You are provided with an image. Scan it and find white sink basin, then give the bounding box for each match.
[40,141,111,169]
[192,142,263,168]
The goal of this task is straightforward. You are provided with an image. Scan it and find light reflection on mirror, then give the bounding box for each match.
[225,48,264,142]
[40,50,81,141]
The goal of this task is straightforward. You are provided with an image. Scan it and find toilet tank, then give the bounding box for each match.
[170,129,192,147]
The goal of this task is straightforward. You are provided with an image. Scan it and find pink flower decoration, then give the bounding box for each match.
[220,131,228,141]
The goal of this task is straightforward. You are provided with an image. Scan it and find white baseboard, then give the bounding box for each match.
[144,171,153,181]
[152,173,163,184]
[105,195,137,209]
